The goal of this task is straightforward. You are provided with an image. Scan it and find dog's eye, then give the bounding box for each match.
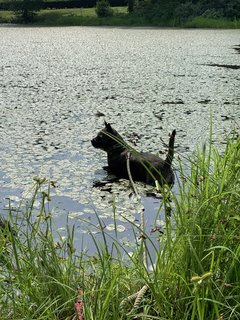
[99,134,103,139]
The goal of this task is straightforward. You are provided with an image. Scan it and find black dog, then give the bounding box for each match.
[91,122,176,187]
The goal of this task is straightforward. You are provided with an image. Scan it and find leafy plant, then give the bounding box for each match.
[95,0,113,17]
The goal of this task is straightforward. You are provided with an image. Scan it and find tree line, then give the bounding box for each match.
[0,0,126,22]
[133,0,240,22]
[0,0,126,10]
[0,0,239,23]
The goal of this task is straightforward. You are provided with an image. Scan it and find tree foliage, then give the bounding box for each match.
[5,0,240,23]
[133,0,240,22]
[95,0,113,17]
[12,0,43,23]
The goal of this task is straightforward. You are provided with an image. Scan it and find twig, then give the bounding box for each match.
[120,285,149,318]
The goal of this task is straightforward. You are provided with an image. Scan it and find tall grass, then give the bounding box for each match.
[184,16,240,28]
[0,132,239,319]
[0,10,13,23]
[153,132,240,319]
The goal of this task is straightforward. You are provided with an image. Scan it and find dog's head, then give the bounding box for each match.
[91,122,124,152]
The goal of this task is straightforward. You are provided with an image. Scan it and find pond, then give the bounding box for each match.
[0,26,239,254]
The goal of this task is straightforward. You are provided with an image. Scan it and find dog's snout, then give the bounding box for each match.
[91,137,97,147]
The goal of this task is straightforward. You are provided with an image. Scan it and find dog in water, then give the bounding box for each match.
[91,122,176,187]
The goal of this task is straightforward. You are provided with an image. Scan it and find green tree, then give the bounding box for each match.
[96,0,113,17]
[134,0,240,23]
[12,0,43,23]
[188,0,240,19]
[128,0,134,13]
[175,1,201,23]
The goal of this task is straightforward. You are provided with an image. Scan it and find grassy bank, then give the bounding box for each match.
[0,7,239,28]
[185,16,240,29]
[0,131,239,319]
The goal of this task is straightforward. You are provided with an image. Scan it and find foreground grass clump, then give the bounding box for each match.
[157,132,240,319]
[0,133,239,319]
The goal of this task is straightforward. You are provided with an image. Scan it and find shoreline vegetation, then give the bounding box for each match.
[0,131,239,319]
[0,7,240,28]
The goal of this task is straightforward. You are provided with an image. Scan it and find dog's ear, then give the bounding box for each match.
[104,121,113,132]
[169,130,176,138]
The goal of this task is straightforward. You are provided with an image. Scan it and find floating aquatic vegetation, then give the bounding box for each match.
[0,27,239,247]
[68,211,85,219]
[105,224,126,232]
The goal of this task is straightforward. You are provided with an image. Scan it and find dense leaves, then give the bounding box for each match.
[0,0,127,10]
[96,0,113,17]
[11,0,44,23]
[134,0,240,22]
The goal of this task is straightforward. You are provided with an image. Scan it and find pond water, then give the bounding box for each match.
[0,26,239,255]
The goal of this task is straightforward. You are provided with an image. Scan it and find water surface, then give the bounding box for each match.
[0,26,239,253]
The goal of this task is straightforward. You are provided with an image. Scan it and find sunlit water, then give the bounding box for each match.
[0,26,239,254]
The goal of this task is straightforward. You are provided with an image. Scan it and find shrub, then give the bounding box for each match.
[95,0,113,17]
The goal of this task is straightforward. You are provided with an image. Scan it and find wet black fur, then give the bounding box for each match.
[91,122,176,187]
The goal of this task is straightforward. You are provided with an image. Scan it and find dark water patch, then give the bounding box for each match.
[232,45,240,54]
[162,99,184,105]
[105,95,117,100]
[95,111,105,117]
[184,110,195,115]
[198,99,211,104]
[221,115,234,121]
[204,63,240,70]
